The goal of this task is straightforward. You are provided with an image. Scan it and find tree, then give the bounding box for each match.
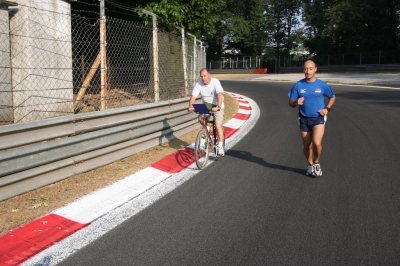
[222,0,267,56]
[302,0,334,55]
[265,0,303,58]
[303,0,400,55]
[140,0,226,37]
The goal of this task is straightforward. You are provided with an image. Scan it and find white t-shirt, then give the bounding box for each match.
[191,77,225,109]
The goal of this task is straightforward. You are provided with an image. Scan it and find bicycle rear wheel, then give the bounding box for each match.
[194,128,210,169]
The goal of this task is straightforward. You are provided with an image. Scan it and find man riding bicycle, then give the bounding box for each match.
[188,68,225,156]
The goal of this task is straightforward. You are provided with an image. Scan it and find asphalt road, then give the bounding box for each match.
[58,80,400,266]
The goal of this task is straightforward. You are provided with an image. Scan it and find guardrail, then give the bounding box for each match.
[0,97,201,201]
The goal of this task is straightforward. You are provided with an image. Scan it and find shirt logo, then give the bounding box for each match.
[315,88,321,93]
[300,89,306,93]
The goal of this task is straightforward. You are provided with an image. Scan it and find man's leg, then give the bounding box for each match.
[215,122,224,143]
[300,130,313,165]
[301,130,315,176]
[311,124,325,163]
[310,124,325,176]
[214,110,225,156]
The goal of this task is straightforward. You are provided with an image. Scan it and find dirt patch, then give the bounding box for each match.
[0,93,239,236]
[74,88,151,113]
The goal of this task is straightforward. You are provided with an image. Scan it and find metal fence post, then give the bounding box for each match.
[176,26,188,95]
[197,40,203,72]
[187,33,196,86]
[100,0,107,110]
[142,10,159,102]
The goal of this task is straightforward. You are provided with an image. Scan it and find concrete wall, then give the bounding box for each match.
[0,4,14,124]
[9,0,74,123]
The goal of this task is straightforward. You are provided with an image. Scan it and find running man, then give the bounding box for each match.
[288,60,336,176]
[188,68,225,156]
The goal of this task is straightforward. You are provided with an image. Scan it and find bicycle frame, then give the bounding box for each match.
[199,113,218,150]
[193,111,225,169]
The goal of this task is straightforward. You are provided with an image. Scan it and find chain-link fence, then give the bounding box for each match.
[276,50,400,68]
[0,1,205,126]
[209,56,263,70]
[207,50,400,73]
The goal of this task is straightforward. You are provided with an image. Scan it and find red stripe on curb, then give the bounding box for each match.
[151,147,195,174]
[239,105,252,110]
[0,214,87,266]
[223,126,239,139]
[234,113,251,120]
[238,100,249,104]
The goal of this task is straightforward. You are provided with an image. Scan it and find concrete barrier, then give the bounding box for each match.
[254,68,267,74]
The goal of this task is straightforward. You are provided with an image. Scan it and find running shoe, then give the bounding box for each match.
[217,143,224,157]
[313,163,323,176]
[306,164,314,176]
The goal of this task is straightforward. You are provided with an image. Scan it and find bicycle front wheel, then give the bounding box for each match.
[194,128,210,169]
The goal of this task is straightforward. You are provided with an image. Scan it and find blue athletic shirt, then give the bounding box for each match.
[288,78,335,118]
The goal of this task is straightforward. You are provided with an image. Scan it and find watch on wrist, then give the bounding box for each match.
[325,106,330,112]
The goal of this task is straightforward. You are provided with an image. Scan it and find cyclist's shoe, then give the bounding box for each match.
[217,143,224,157]
[313,163,323,176]
[306,164,314,176]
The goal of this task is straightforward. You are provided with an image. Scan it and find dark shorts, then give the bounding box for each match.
[298,116,327,132]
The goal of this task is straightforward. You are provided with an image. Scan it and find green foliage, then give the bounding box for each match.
[216,0,268,56]
[265,0,303,57]
[303,0,400,55]
[116,0,400,61]
[139,0,225,37]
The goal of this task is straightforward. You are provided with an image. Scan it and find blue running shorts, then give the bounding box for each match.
[298,116,327,132]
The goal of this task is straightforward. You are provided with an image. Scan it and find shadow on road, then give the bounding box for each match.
[227,149,306,176]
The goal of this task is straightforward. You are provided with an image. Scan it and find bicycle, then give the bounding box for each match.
[191,104,225,169]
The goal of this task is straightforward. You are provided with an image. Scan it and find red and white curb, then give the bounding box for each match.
[0,92,259,266]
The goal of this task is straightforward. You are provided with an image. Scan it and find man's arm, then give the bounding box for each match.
[289,97,304,107]
[325,95,336,110]
[188,95,196,112]
[318,95,336,116]
[217,92,223,107]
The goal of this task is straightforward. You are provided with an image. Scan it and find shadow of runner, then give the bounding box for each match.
[227,149,306,176]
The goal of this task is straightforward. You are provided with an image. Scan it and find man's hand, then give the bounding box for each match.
[188,107,195,113]
[297,97,305,105]
[211,107,220,112]
[318,108,329,116]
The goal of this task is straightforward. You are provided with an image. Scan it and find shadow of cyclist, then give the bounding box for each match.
[158,118,192,148]
[226,149,306,176]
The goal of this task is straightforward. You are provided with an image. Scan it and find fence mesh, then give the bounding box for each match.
[0,1,205,126]
[209,50,400,72]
